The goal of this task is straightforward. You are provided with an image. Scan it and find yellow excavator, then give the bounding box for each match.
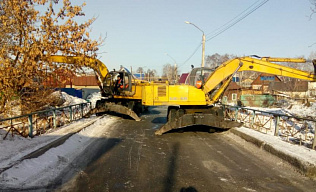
[152,56,316,135]
[46,55,316,135]
[45,55,148,121]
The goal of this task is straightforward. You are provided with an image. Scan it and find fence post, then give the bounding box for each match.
[53,109,57,128]
[313,122,316,150]
[251,110,255,129]
[234,107,239,121]
[274,115,280,136]
[28,114,33,138]
[81,103,84,118]
[69,106,73,122]
[222,105,226,119]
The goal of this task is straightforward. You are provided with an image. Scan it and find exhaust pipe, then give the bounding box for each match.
[313,59,316,75]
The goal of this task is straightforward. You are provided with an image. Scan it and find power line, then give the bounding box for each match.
[206,0,263,36]
[179,0,269,69]
[178,42,202,68]
[206,0,269,42]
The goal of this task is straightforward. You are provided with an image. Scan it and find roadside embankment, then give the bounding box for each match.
[231,127,316,178]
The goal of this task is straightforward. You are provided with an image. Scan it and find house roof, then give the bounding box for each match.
[179,73,189,84]
[251,73,282,86]
[227,81,241,90]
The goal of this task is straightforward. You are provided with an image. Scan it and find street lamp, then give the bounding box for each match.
[185,21,206,67]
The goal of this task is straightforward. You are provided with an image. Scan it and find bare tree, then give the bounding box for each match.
[162,63,178,83]
[310,0,316,18]
[205,53,234,69]
[136,67,144,73]
[146,69,157,81]
[0,0,102,115]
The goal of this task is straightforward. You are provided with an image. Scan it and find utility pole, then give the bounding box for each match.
[202,33,205,68]
[185,21,205,67]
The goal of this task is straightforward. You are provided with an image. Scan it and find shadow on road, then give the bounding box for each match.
[163,142,199,192]
[151,117,167,124]
[164,142,180,192]
[161,125,229,135]
[180,186,198,192]
[51,137,122,191]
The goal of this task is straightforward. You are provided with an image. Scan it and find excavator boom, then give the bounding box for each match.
[203,56,316,104]
[47,55,109,82]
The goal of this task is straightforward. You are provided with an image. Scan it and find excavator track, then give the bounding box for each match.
[90,100,141,121]
[155,106,242,135]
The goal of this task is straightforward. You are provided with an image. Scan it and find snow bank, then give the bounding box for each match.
[50,91,87,107]
[0,118,98,170]
[0,115,118,189]
[244,101,316,119]
[285,102,316,118]
[86,91,101,108]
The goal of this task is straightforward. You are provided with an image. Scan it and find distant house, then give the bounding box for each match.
[70,75,99,89]
[222,82,241,104]
[44,68,75,88]
[269,80,309,99]
[179,73,189,84]
[133,73,146,80]
[251,73,282,92]
[44,69,99,89]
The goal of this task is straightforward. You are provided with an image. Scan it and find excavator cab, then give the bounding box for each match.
[102,71,133,97]
[185,67,214,88]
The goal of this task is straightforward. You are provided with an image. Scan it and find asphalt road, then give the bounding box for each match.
[56,106,316,192]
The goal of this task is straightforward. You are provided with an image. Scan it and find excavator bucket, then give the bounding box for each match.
[155,107,242,135]
[88,100,141,121]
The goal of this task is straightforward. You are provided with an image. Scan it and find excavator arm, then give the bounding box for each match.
[46,55,109,84]
[203,56,316,104]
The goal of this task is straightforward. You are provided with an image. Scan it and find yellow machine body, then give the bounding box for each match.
[141,84,206,106]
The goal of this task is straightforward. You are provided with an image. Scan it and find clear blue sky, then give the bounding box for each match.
[77,0,316,75]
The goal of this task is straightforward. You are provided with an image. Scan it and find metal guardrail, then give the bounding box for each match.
[222,104,316,150]
[0,102,92,139]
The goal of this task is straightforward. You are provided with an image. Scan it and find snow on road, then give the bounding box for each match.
[0,115,119,189]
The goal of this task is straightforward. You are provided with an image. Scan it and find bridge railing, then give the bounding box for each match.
[222,104,316,150]
[0,102,92,139]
